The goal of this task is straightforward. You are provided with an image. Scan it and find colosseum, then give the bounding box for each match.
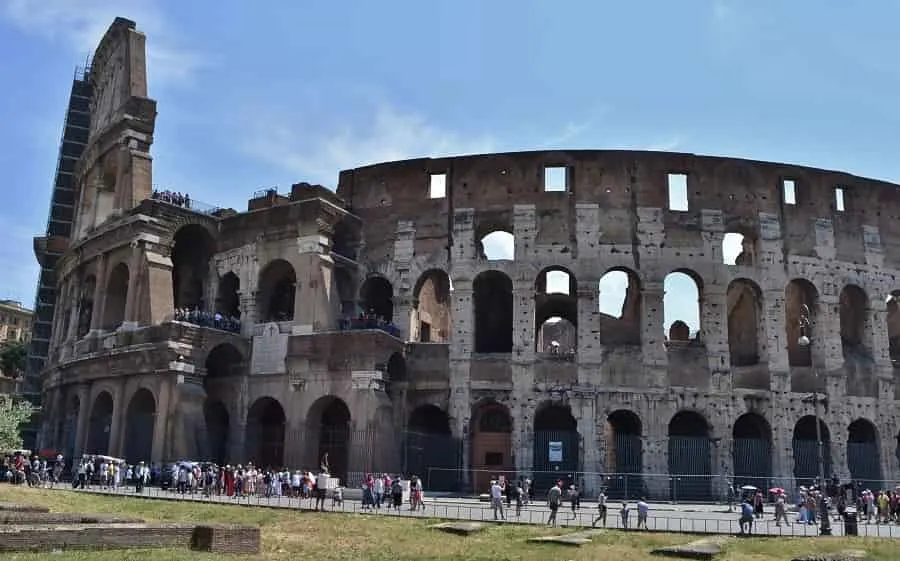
[34,18,900,501]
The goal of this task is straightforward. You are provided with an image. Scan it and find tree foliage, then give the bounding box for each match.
[0,395,34,451]
[0,340,26,379]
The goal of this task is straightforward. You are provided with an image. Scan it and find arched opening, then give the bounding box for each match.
[785,279,818,367]
[383,352,406,396]
[533,403,579,493]
[203,401,229,465]
[123,389,156,463]
[887,291,900,367]
[204,344,243,464]
[471,402,513,493]
[256,259,296,322]
[171,225,215,311]
[722,232,756,266]
[597,268,641,345]
[535,268,577,354]
[215,272,240,319]
[847,419,882,490]
[727,279,762,367]
[314,397,352,484]
[668,411,712,501]
[102,263,129,330]
[62,395,79,461]
[664,271,701,342]
[361,276,394,323]
[404,405,458,491]
[792,415,832,487]
[77,276,96,337]
[473,271,513,353]
[731,413,772,491]
[86,391,114,455]
[605,410,643,499]
[245,397,285,468]
[478,230,514,261]
[840,285,875,396]
[412,269,451,343]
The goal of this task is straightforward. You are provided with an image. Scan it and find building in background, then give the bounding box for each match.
[25,62,93,448]
[0,300,32,394]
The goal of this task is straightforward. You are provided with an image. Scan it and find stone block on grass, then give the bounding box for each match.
[651,537,729,560]
[429,522,485,535]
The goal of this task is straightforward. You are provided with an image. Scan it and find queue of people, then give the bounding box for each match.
[173,308,241,333]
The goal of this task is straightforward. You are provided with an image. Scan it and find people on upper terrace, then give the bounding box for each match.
[152,189,192,209]
[338,309,400,337]
[173,308,240,333]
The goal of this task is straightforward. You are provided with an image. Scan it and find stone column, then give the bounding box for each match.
[108,382,127,457]
[238,291,256,336]
[152,375,173,463]
[65,277,82,342]
[575,396,598,495]
[512,279,535,362]
[702,286,731,392]
[817,294,845,374]
[73,384,91,456]
[762,288,790,392]
[641,281,667,387]
[293,235,335,334]
[121,241,143,330]
[89,255,107,333]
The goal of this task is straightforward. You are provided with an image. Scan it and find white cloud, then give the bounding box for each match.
[0,0,207,86]
[241,104,499,187]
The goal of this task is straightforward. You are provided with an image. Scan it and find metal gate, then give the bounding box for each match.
[792,439,833,487]
[668,436,712,501]
[533,430,579,494]
[732,438,772,491]
[403,431,461,491]
[607,433,644,499]
[847,441,882,490]
[123,412,155,464]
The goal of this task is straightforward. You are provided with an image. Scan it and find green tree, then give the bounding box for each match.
[0,395,34,450]
[0,340,27,379]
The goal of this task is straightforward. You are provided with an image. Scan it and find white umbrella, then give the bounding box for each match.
[740,485,758,491]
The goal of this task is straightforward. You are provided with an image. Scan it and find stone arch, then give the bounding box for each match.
[411,269,451,343]
[598,267,642,345]
[847,418,882,489]
[792,415,832,486]
[123,388,156,463]
[308,396,352,483]
[533,402,579,493]
[785,278,818,368]
[245,397,285,468]
[478,230,515,261]
[471,401,513,493]
[664,269,703,342]
[731,413,772,490]
[727,279,762,367]
[473,270,513,353]
[86,391,114,455]
[535,267,577,353]
[203,343,243,464]
[605,410,644,499]
[102,263,129,330]
[887,290,900,366]
[256,259,296,322]
[215,272,240,318]
[405,405,458,490]
[77,275,96,337]
[668,410,712,501]
[203,400,229,465]
[171,224,216,311]
[361,275,394,323]
[840,285,875,396]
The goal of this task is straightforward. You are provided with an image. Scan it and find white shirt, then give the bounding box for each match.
[491,484,503,499]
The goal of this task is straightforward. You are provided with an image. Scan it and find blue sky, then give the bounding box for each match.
[2,1,899,335]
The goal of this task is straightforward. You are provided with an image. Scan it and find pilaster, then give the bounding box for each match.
[89,255,107,333]
[702,286,731,392]
[120,241,142,330]
[293,234,335,334]
[641,281,667,386]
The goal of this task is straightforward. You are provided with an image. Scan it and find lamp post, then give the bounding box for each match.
[797,304,832,536]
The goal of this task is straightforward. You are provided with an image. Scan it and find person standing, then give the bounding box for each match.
[490,480,506,520]
[547,481,562,527]
[592,490,608,527]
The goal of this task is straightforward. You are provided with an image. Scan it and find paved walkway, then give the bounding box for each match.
[48,485,900,538]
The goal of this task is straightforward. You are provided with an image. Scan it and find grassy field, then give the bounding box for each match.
[0,486,893,560]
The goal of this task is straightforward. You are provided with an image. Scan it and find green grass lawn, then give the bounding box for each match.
[0,486,893,560]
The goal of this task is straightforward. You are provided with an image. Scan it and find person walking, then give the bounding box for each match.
[592,490,608,527]
[490,480,506,520]
[547,481,562,527]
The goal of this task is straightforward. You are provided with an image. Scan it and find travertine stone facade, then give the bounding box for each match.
[36,18,900,500]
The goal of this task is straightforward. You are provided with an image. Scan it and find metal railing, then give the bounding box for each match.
[150,189,222,215]
[167,311,241,334]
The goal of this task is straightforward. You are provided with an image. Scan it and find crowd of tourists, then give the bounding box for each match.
[152,189,192,209]
[173,308,241,333]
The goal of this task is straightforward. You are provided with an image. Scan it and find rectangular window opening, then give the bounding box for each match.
[667,173,689,211]
[484,452,503,466]
[544,166,568,192]
[429,173,447,199]
[835,187,845,212]
[783,179,797,205]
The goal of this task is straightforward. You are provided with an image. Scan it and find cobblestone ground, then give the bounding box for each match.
[49,485,900,538]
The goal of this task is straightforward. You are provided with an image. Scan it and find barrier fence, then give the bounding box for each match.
[30,484,900,538]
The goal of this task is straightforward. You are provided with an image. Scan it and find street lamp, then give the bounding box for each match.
[797,304,832,536]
